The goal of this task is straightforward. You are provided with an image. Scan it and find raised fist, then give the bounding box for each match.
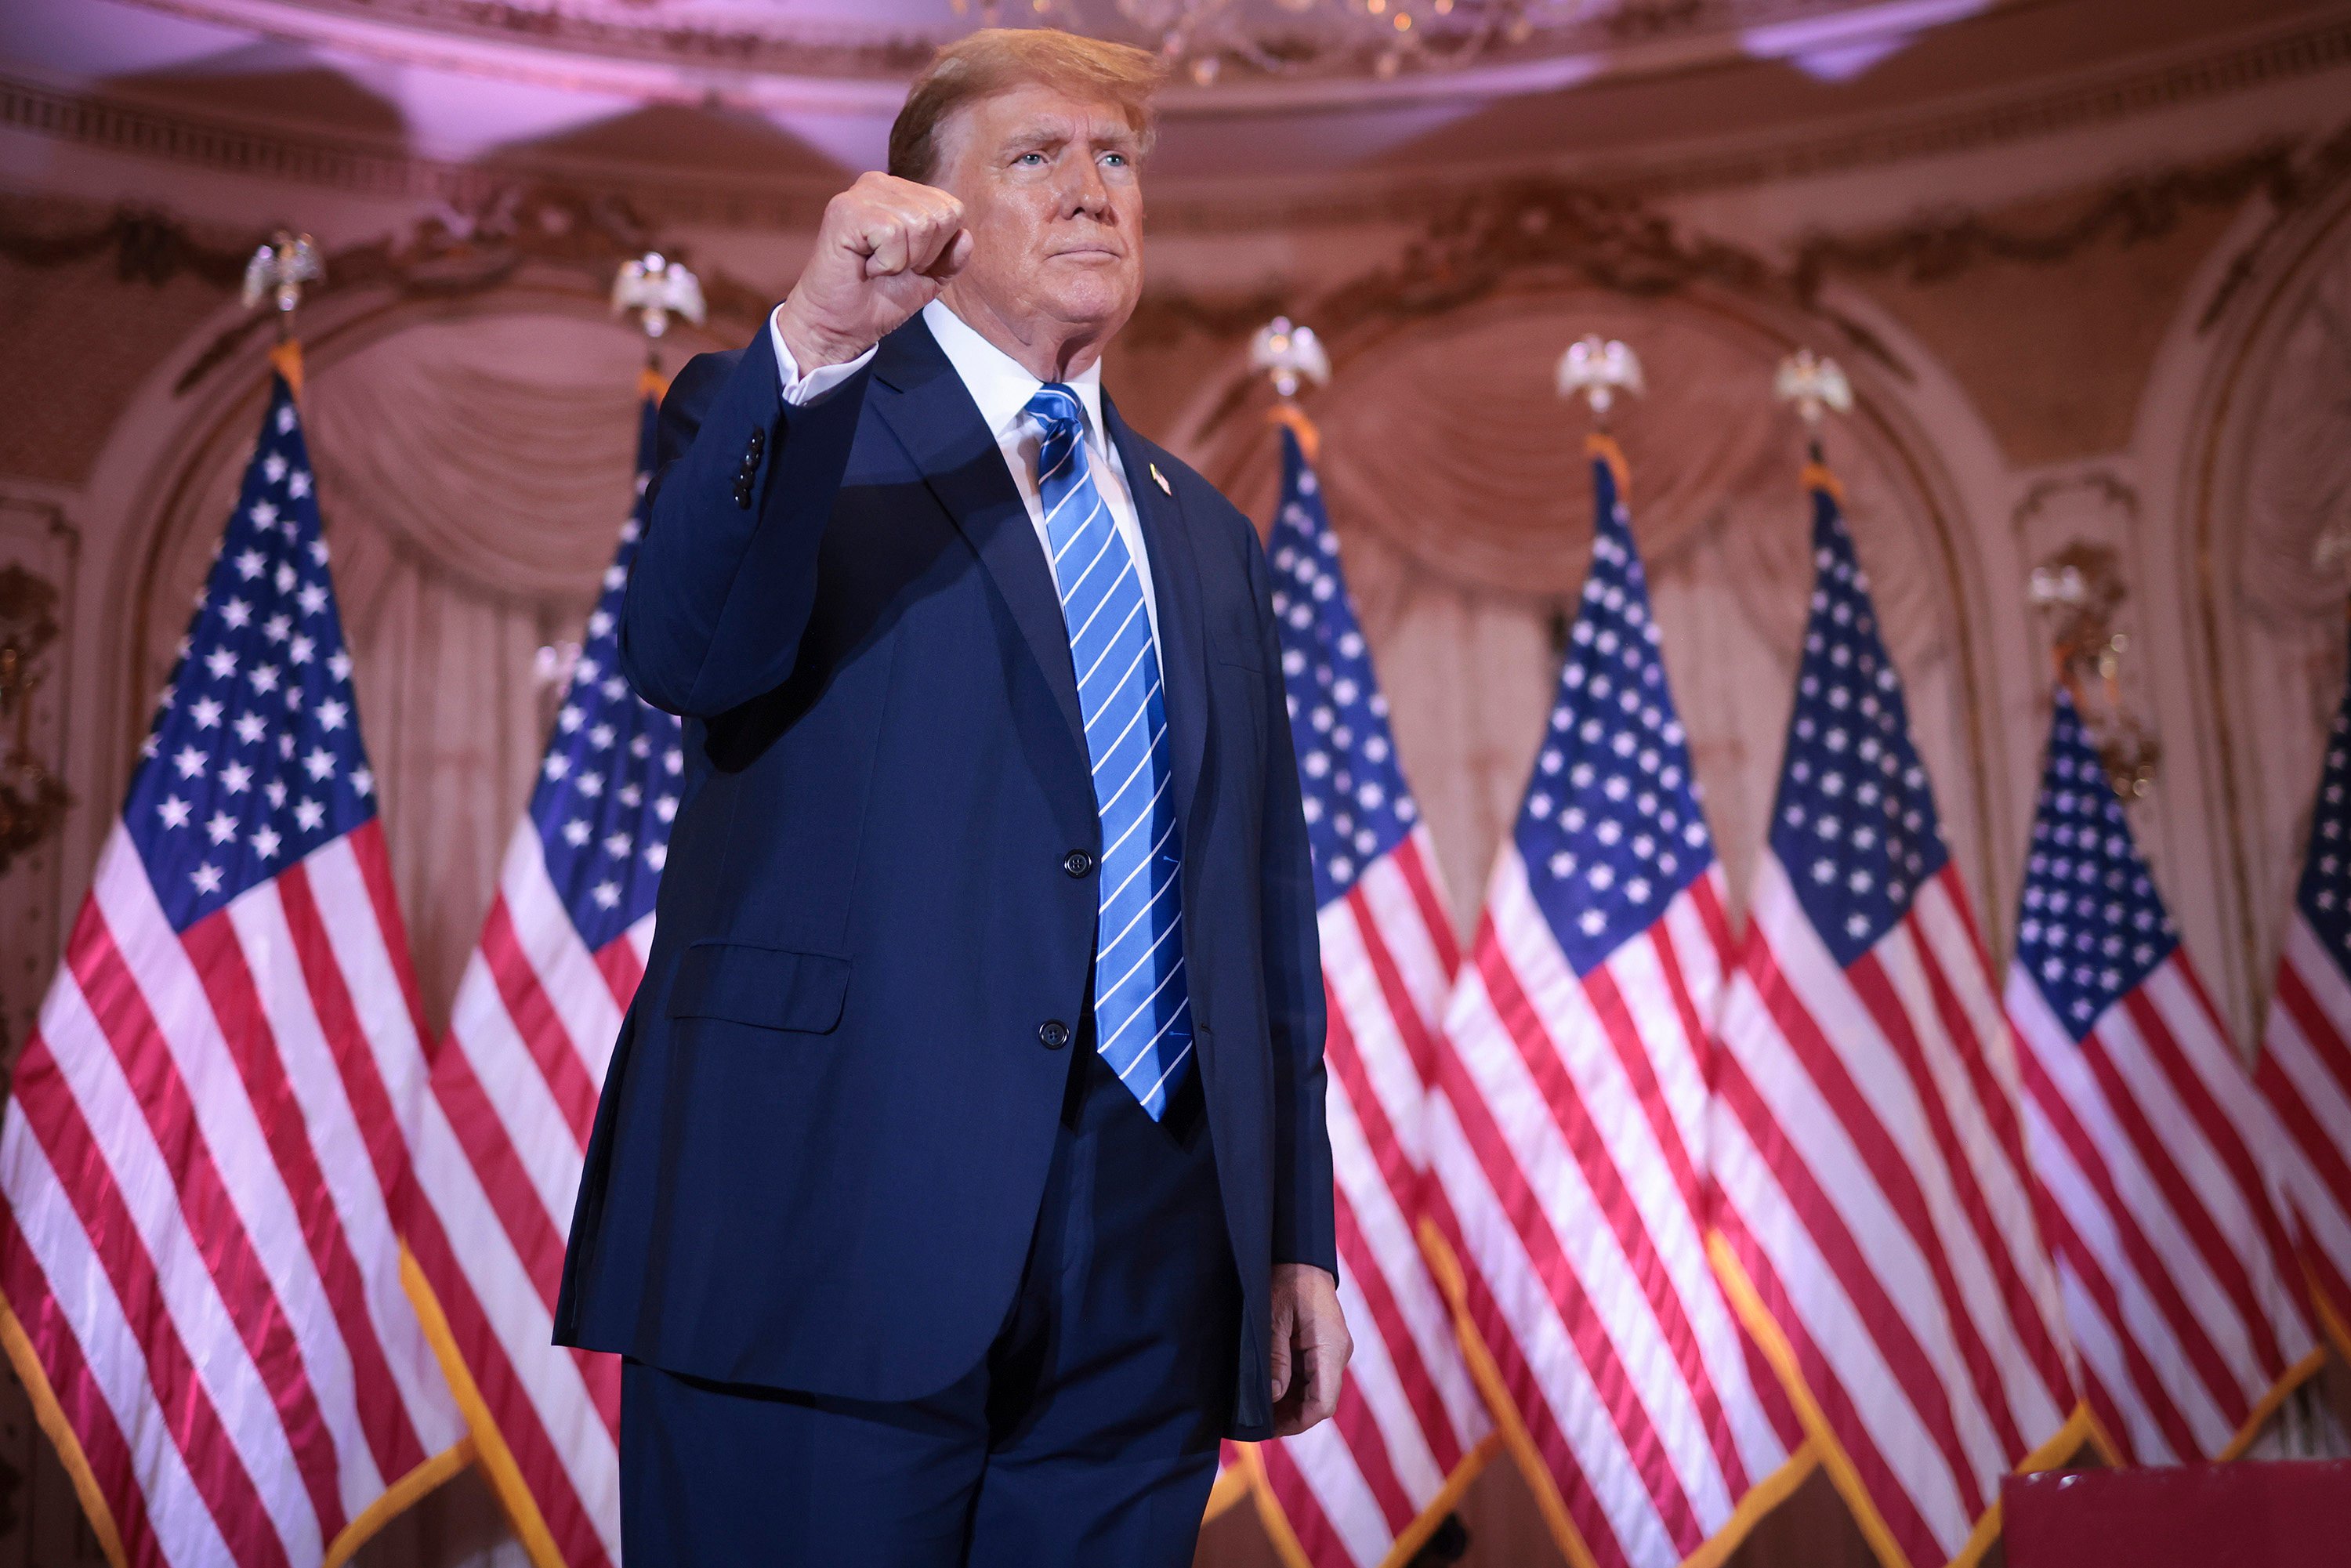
[776,172,973,371]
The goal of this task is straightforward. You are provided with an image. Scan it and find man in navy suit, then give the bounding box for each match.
[555,27,1349,1565]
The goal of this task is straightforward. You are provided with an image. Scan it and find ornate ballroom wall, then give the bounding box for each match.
[3,0,2351,1561]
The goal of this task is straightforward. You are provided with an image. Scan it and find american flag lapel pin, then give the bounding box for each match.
[1148,462,1172,496]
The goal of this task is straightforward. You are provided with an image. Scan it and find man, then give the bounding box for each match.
[555,27,1349,1564]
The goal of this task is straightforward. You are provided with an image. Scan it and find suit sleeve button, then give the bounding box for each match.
[1038,1020,1070,1050]
[1062,849,1094,878]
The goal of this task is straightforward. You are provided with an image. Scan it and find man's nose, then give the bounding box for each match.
[1060,159,1114,219]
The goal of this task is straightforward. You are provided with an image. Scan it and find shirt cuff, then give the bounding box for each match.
[769,304,878,407]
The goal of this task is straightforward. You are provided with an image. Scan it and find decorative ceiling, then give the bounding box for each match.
[92,0,2022,111]
[1,0,2338,190]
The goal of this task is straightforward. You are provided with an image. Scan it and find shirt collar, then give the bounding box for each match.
[923,298,1106,449]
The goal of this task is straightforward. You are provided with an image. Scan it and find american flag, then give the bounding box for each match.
[1707,469,2075,1568]
[0,357,465,1566]
[2012,684,2320,1464]
[1422,440,1802,1568]
[1242,423,1491,1568]
[406,392,677,1568]
[2259,654,2351,1356]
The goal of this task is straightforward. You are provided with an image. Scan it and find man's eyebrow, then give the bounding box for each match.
[997,123,1068,152]
[995,121,1141,154]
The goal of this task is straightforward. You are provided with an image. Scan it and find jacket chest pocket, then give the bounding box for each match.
[667,941,852,1034]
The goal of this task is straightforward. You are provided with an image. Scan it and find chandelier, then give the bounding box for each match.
[947,0,1541,84]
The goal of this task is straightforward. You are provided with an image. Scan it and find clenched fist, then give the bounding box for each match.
[776,172,973,371]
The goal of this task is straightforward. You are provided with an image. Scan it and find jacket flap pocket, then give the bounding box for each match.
[666,942,850,1034]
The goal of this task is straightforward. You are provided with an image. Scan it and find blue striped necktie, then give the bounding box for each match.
[1027,385,1193,1119]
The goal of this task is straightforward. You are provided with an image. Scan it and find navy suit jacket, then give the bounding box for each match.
[553,315,1334,1438]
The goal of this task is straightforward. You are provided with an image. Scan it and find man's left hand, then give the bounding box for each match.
[1268,1263,1350,1436]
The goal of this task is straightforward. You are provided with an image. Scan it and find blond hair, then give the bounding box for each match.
[889,28,1166,184]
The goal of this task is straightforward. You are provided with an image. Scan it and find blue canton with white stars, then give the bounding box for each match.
[1516,454,1712,976]
[529,397,683,952]
[126,374,376,932]
[2295,655,2351,981]
[1267,426,1419,911]
[2016,686,2178,1042]
[1767,483,1947,969]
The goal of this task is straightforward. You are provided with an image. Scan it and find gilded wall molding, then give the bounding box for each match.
[0,186,777,395]
[1788,141,2306,302]
[0,203,250,288]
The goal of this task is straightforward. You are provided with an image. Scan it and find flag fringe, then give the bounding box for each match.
[1205,1453,1255,1522]
[323,1435,475,1568]
[2219,1345,2330,1462]
[1240,1422,1501,1568]
[1418,1218,1600,1568]
[1420,1219,1813,1568]
[1708,1237,2138,1568]
[1708,1233,1915,1568]
[399,1244,573,1568]
[1683,1444,1819,1568]
[2303,1255,2351,1367]
[0,1286,128,1568]
[1948,1403,2102,1568]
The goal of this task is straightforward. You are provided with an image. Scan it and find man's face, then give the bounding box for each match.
[931,81,1145,346]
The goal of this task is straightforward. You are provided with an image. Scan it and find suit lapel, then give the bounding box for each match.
[867,320,1090,769]
[1104,396,1209,841]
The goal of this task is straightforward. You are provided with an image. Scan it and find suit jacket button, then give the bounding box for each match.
[746,429,765,458]
[1038,1019,1070,1050]
[1062,849,1094,878]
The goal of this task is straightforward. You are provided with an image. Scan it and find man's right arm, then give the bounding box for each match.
[618,172,969,719]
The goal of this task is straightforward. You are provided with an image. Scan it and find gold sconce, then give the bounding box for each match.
[2028,542,2161,798]
[0,564,69,875]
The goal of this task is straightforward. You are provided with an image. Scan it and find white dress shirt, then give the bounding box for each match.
[767,299,1159,646]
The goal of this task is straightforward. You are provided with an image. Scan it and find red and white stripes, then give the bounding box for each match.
[2016,950,2318,1464]
[411,826,645,1568]
[1709,860,2074,1568]
[1252,830,1491,1568]
[0,824,462,1567]
[1425,854,1800,1568]
[2260,913,2351,1346]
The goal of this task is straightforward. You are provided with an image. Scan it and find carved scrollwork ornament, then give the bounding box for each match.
[2028,543,2161,798]
[0,564,70,877]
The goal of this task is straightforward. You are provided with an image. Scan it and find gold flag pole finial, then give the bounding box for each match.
[1250,316,1330,465]
[1773,347,1852,474]
[613,252,707,393]
[244,230,322,393]
[1556,335,1643,431]
[1558,335,1642,491]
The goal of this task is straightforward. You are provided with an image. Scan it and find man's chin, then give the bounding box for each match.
[1038,286,1139,336]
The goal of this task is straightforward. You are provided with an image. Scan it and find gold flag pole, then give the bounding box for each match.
[243,230,321,395]
[1557,333,1643,492]
[1249,315,1331,463]
[611,251,706,400]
